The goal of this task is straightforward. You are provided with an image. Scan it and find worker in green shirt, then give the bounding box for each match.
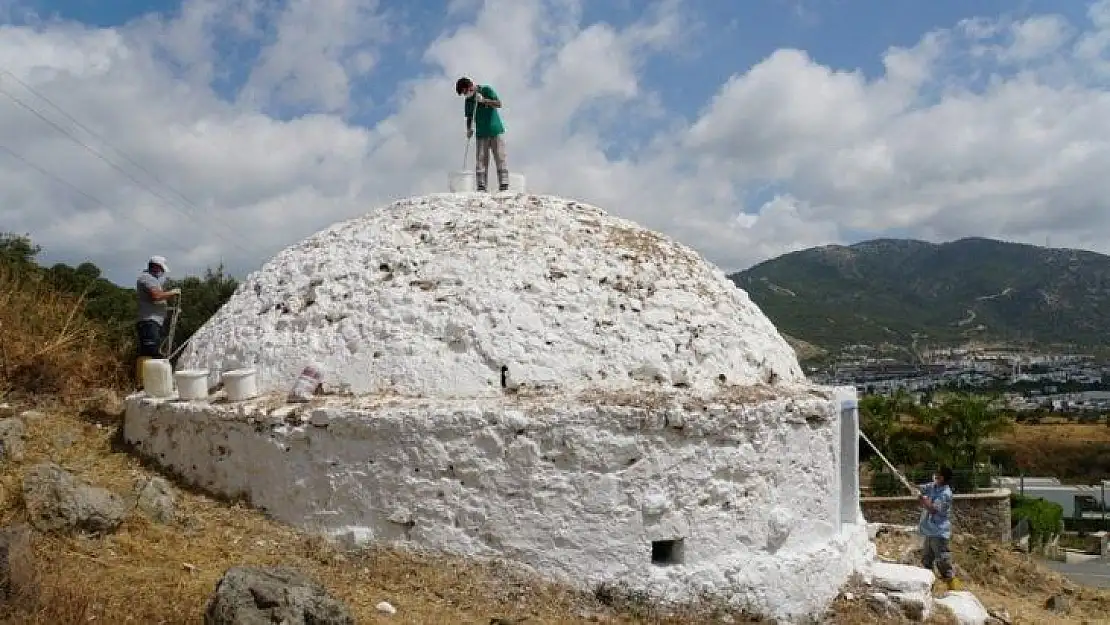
[455,76,509,192]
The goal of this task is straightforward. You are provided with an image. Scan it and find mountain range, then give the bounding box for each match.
[729,237,1110,358]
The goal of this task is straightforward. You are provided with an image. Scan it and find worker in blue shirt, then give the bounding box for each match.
[919,466,962,590]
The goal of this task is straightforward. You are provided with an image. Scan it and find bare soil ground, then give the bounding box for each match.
[1002,423,1110,446]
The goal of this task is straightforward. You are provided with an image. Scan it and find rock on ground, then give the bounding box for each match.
[134,476,176,524]
[375,600,396,615]
[867,561,936,621]
[18,410,46,422]
[1044,593,1071,614]
[0,524,33,599]
[203,566,354,625]
[0,417,26,463]
[937,591,990,625]
[21,462,128,534]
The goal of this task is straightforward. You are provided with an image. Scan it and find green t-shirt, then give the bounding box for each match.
[464,84,505,138]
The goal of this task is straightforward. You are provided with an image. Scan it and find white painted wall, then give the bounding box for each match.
[834,385,862,525]
[178,193,803,398]
[123,388,872,622]
[145,191,880,621]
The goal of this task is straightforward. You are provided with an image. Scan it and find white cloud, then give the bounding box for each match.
[4,0,1110,285]
[1004,15,1071,61]
[240,0,390,114]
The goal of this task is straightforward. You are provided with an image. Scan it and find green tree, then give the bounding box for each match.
[43,261,137,351]
[859,394,899,472]
[164,264,239,356]
[933,392,1012,487]
[860,390,936,470]
[0,232,41,268]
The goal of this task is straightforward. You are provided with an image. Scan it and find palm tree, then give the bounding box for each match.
[860,392,935,480]
[934,392,1012,489]
[860,394,898,470]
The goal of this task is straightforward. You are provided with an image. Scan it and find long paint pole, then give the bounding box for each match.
[859,430,919,496]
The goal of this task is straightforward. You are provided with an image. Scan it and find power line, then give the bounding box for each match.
[0,69,218,219]
[0,143,187,254]
[0,77,259,256]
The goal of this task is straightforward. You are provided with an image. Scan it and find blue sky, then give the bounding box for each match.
[14,0,1091,124]
[5,0,1110,282]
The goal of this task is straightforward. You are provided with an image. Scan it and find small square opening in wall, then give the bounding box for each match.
[651,539,685,566]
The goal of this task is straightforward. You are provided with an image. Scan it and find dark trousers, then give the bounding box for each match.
[922,535,955,580]
[136,320,163,358]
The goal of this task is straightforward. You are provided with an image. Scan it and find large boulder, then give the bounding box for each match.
[134,476,176,524]
[867,561,936,621]
[21,462,128,534]
[203,566,354,625]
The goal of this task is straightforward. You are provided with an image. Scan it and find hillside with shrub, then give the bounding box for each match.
[0,233,238,398]
[731,237,1110,352]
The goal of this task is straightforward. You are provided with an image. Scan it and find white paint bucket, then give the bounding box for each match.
[223,368,258,402]
[175,369,209,400]
[448,170,475,192]
[142,359,174,398]
[507,172,527,192]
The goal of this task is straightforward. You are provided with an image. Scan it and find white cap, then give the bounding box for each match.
[149,255,169,272]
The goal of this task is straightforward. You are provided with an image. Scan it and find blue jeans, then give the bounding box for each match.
[136,320,163,358]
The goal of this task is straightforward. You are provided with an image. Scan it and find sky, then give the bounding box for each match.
[2,0,1110,285]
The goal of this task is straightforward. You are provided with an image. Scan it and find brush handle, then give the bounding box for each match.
[859,431,919,496]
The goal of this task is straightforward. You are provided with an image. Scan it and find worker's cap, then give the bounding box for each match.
[148,255,169,272]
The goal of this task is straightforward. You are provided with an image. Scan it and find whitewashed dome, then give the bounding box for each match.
[181,193,804,397]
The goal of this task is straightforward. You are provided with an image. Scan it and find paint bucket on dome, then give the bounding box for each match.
[223,368,258,402]
[448,170,476,192]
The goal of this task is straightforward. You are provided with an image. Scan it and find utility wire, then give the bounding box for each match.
[0,70,222,221]
[0,143,188,255]
[0,68,255,256]
[0,77,259,256]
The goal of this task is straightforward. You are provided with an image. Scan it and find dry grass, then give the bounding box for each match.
[872,527,1110,624]
[995,423,1110,483]
[1000,423,1110,446]
[0,266,127,400]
